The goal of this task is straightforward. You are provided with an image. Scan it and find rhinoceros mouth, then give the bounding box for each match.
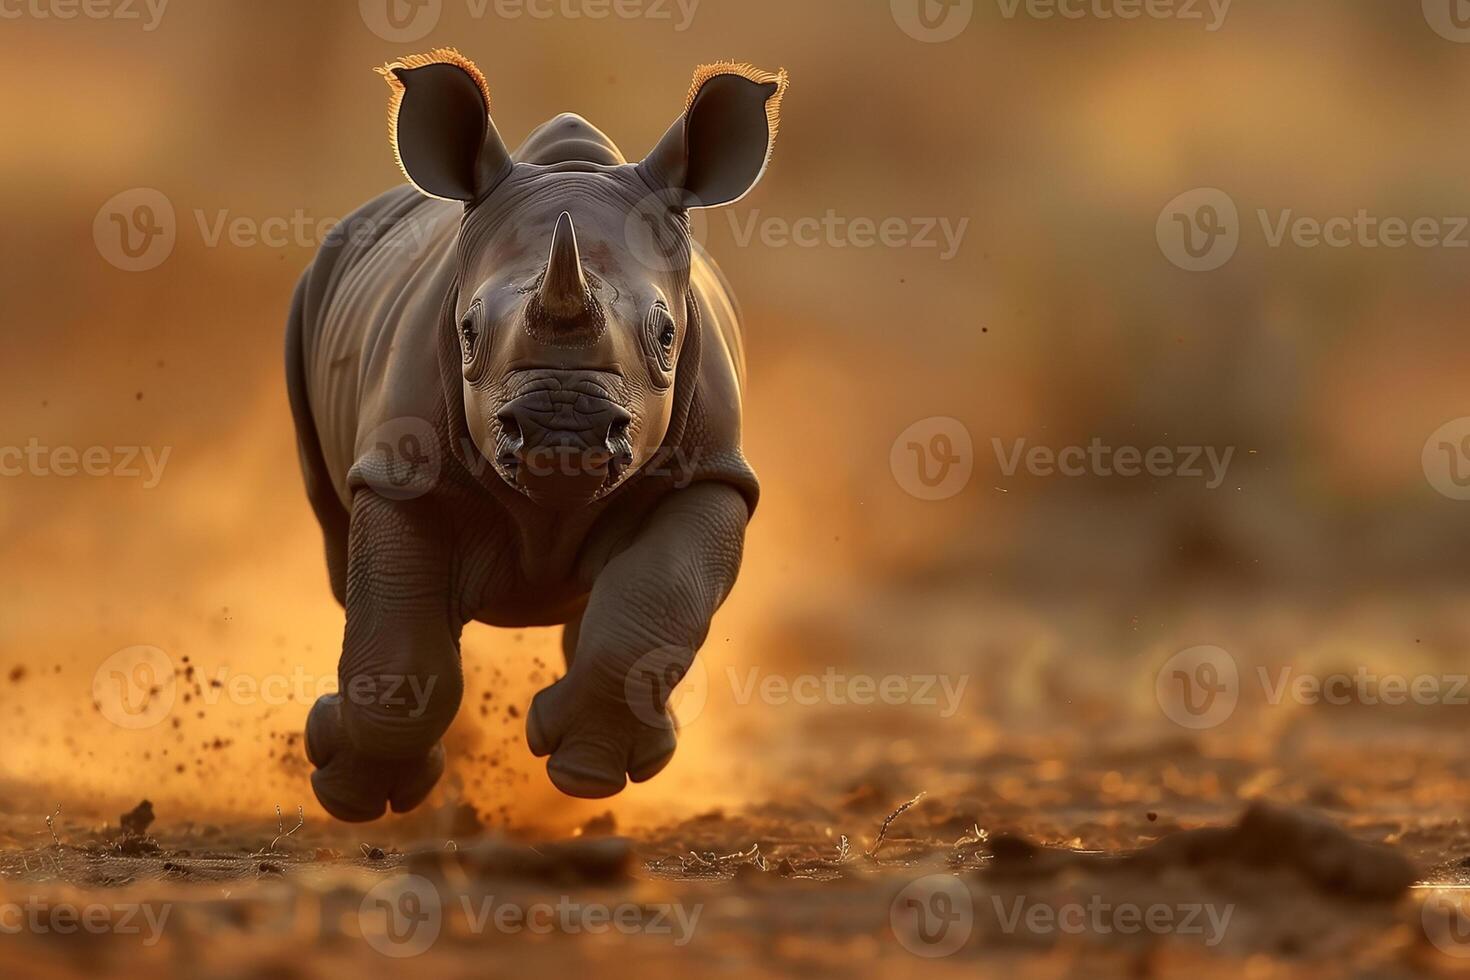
[490,375,635,503]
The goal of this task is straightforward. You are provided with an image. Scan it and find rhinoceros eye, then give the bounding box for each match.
[459,301,482,361]
[643,302,677,387]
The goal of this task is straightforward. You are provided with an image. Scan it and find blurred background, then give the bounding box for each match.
[3,0,1470,837]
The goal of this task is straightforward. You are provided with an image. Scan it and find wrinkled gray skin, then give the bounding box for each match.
[285,54,782,821]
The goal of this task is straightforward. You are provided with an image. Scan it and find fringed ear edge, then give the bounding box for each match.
[685,61,788,144]
[681,62,789,208]
[375,47,492,198]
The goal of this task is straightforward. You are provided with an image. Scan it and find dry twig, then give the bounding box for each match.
[261,804,305,854]
[867,792,926,858]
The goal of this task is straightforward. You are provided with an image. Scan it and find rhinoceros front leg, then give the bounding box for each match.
[528,482,748,798]
[304,491,465,821]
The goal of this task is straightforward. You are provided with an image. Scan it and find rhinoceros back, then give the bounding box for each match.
[290,186,463,508]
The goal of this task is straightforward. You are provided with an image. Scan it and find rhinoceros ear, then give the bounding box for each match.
[376,48,512,203]
[639,63,789,209]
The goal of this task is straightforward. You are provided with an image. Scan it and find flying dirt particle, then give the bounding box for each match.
[1147,812,1158,822]
[580,811,617,836]
[119,800,155,837]
[448,803,484,838]
[8,666,25,683]
[135,392,143,401]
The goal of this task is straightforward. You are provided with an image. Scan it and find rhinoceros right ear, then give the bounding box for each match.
[377,48,512,203]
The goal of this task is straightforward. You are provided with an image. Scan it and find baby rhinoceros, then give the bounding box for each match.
[286,48,788,821]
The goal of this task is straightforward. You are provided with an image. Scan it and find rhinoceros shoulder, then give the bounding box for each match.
[666,247,758,512]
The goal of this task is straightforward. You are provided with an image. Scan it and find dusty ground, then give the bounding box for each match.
[8,608,1470,980]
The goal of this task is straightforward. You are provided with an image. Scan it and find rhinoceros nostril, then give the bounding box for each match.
[496,416,524,473]
[607,419,632,459]
[606,419,634,483]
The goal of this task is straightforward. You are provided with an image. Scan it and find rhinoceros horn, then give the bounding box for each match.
[539,211,590,319]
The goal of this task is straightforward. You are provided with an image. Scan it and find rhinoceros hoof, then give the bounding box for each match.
[526,680,678,799]
[305,694,445,822]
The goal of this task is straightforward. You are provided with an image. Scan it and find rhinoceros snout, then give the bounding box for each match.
[493,382,634,501]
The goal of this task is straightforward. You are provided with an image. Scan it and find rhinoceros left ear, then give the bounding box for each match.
[377,48,512,202]
[639,63,789,209]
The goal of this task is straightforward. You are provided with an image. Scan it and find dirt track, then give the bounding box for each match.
[7,678,1470,979]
